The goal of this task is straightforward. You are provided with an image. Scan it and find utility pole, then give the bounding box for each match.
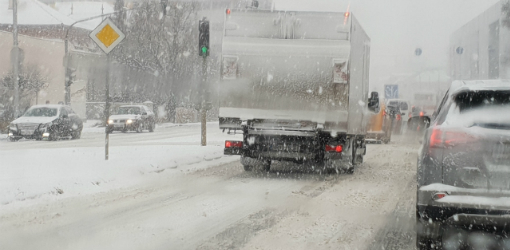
[12,0,19,118]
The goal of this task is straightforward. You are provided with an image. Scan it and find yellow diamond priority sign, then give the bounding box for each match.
[89,18,125,54]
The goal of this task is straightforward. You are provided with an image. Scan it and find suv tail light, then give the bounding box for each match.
[429,127,477,148]
[432,192,448,201]
[225,140,243,148]
[325,145,343,153]
[222,56,238,80]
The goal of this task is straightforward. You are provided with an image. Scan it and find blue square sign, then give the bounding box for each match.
[384,85,399,99]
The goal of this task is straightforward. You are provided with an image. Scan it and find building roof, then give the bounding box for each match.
[0,0,96,30]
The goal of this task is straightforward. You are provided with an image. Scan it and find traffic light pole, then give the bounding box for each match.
[198,17,209,146]
[201,57,207,146]
[12,0,19,117]
[64,39,70,105]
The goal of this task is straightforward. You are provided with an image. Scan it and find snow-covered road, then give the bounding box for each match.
[0,122,421,249]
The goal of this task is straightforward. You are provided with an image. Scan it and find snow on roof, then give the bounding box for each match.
[52,1,114,31]
[0,0,95,30]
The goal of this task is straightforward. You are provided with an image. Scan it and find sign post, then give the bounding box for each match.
[89,18,125,160]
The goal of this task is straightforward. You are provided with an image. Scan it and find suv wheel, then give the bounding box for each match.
[149,121,155,132]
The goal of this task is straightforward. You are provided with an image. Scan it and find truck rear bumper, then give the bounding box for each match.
[224,146,317,161]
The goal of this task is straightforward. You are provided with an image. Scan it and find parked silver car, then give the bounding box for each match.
[8,105,83,141]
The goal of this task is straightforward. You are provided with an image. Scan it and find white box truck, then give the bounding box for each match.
[219,9,379,173]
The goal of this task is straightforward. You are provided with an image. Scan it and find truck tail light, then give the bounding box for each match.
[325,145,343,153]
[225,140,243,148]
[222,56,238,80]
[333,60,348,84]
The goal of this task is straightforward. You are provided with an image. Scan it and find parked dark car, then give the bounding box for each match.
[416,80,510,249]
[8,104,83,141]
[107,105,155,133]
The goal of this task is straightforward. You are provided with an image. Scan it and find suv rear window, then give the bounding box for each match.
[454,90,510,112]
[442,90,510,128]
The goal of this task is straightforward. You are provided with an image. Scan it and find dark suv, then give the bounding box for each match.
[8,105,83,141]
[416,80,510,249]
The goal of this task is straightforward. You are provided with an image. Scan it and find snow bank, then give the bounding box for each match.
[0,124,241,206]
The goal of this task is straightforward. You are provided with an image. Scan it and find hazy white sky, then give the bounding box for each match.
[274,0,501,85]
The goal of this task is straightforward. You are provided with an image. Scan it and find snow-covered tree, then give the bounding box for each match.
[1,64,49,109]
[110,0,199,121]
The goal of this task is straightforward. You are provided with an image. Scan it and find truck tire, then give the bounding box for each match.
[241,156,255,171]
[416,235,440,250]
[241,156,270,172]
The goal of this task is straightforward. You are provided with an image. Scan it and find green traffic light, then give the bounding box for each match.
[201,46,208,55]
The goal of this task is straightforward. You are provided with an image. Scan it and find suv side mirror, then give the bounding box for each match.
[62,114,68,119]
[142,112,147,116]
[368,91,380,113]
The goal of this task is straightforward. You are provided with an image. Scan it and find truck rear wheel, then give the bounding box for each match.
[241,156,270,172]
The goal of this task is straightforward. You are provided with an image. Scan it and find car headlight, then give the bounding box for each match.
[108,119,114,125]
[126,119,133,124]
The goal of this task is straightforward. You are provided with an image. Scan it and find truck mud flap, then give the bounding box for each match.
[224,147,242,155]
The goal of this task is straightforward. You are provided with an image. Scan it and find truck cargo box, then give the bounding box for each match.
[219,10,371,135]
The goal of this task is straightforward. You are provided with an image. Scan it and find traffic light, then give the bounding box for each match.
[66,67,76,86]
[199,19,209,57]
